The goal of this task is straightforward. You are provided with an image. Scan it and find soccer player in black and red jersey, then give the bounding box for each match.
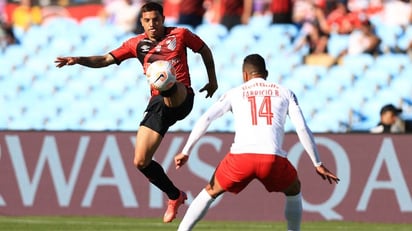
[54,1,218,223]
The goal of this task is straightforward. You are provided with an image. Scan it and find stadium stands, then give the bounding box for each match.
[1,15,411,133]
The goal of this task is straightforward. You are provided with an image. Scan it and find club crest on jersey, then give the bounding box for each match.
[166,36,177,51]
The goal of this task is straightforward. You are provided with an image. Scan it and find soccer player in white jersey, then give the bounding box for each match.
[174,54,340,231]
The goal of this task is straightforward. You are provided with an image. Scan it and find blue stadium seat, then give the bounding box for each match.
[63,78,92,100]
[353,100,391,132]
[267,54,303,78]
[195,23,228,49]
[373,53,410,76]
[289,65,326,87]
[350,119,376,132]
[340,53,374,77]
[218,65,243,89]
[327,33,349,58]
[228,24,254,38]
[0,54,17,77]
[121,88,150,116]
[79,16,107,38]
[196,23,228,38]
[78,67,109,87]
[374,24,403,53]
[7,117,32,130]
[20,25,50,55]
[397,24,412,51]
[309,110,346,133]
[326,98,353,121]
[390,68,412,99]
[4,44,29,68]
[326,65,355,88]
[316,77,345,100]
[339,86,369,106]
[52,89,76,107]
[48,35,83,56]
[351,80,378,103]
[78,33,118,54]
[281,77,306,99]
[42,17,79,34]
[247,15,272,39]
[0,78,20,101]
[223,25,256,56]
[92,100,134,130]
[257,32,293,56]
[187,65,210,91]
[43,68,73,89]
[25,56,51,77]
[361,67,392,87]
[374,88,403,106]
[267,24,299,40]
[299,89,329,113]
[31,79,57,99]
[13,68,37,89]
[117,116,139,131]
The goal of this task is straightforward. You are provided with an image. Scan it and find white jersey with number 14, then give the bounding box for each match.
[182,78,322,167]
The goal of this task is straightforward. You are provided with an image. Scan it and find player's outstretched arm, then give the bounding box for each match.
[54,54,116,68]
[315,164,340,184]
[55,57,79,67]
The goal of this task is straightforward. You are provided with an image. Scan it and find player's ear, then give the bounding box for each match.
[242,71,248,82]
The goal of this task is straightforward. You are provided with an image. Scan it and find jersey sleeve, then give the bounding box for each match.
[182,28,205,53]
[109,37,138,64]
[287,89,322,167]
[182,92,232,155]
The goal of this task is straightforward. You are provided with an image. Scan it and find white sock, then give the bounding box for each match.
[284,193,302,231]
[178,188,215,231]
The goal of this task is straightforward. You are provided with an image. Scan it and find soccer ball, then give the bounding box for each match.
[146,60,176,92]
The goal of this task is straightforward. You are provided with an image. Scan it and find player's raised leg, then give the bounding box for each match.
[134,126,186,223]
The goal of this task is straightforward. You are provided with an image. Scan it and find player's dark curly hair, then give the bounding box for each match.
[141,1,164,16]
[243,54,268,77]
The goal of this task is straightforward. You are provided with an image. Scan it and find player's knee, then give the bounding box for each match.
[160,82,177,97]
[205,181,225,198]
[133,157,149,170]
[283,178,301,196]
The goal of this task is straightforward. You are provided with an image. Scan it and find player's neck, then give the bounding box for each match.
[150,26,166,43]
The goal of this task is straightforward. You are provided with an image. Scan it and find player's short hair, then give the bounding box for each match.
[243,54,267,77]
[141,1,164,16]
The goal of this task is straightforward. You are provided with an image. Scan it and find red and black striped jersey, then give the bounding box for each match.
[110,27,205,95]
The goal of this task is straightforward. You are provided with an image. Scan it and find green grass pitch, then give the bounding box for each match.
[0,216,411,231]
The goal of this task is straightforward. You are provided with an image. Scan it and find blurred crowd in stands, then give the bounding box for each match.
[1,0,412,133]
[2,0,412,57]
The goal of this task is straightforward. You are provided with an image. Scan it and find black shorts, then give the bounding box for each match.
[140,88,194,136]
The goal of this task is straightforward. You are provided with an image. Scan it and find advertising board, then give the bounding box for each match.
[0,131,411,222]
